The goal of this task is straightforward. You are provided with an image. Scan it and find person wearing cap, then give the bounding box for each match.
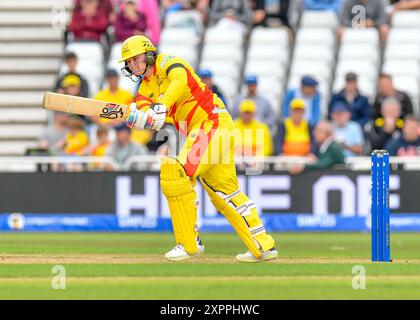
[283,75,321,127]
[273,98,314,156]
[54,52,89,97]
[94,69,134,125]
[330,102,365,157]
[328,72,371,128]
[61,74,82,97]
[199,69,227,106]
[105,124,148,168]
[232,74,276,132]
[233,99,273,157]
[119,35,277,263]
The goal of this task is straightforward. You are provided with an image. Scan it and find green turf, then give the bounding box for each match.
[0,232,420,299]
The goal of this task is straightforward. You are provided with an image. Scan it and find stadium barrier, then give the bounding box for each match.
[1,167,420,232]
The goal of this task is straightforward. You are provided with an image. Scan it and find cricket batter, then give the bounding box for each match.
[119,35,277,262]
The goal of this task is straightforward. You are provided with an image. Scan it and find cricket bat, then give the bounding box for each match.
[41,92,173,124]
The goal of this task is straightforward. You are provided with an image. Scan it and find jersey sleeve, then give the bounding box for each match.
[157,56,189,107]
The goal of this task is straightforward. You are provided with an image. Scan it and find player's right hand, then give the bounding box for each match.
[126,102,148,129]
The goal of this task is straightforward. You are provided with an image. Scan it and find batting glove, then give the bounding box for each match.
[126,102,148,129]
[146,103,167,131]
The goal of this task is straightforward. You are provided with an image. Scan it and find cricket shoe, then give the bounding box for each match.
[235,248,278,263]
[164,237,205,262]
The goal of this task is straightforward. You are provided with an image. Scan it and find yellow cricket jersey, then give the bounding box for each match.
[136,54,226,136]
[91,142,110,156]
[94,87,134,125]
[65,130,89,155]
[233,119,273,157]
[283,118,311,156]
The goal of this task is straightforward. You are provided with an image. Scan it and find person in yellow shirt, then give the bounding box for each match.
[90,126,111,156]
[64,116,89,155]
[94,69,135,128]
[233,99,273,157]
[119,35,277,263]
[274,98,314,156]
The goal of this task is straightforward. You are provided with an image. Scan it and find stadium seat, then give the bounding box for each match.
[0,141,37,156]
[300,10,339,30]
[0,27,63,41]
[0,108,47,123]
[335,59,378,80]
[0,75,55,90]
[339,44,380,66]
[392,10,420,28]
[385,43,420,61]
[293,45,335,65]
[66,42,104,63]
[201,44,243,66]
[290,60,332,83]
[161,28,200,45]
[249,27,289,48]
[0,11,69,26]
[205,27,243,46]
[296,28,335,48]
[158,44,198,68]
[0,42,63,58]
[392,76,420,97]
[0,91,44,107]
[247,44,289,65]
[382,60,420,78]
[387,28,420,45]
[333,76,377,98]
[0,58,60,73]
[342,28,380,46]
[244,60,285,79]
[200,60,241,79]
[0,124,44,139]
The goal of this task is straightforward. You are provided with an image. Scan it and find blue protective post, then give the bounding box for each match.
[371,151,378,262]
[383,151,391,262]
[378,153,384,260]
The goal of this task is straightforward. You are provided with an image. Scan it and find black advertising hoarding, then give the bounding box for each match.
[0,170,416,216]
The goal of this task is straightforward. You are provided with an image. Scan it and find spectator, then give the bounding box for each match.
[262,0,290,27]
[289,120,345,174]
[367,97,404,150]
[54,52,89,97]
[283,76,321,127]
[250,0,266,27]
[303,0,342,14]
[106,124,148,168]
[386,115,420,156]
[38,112,69,156]
[233,99,273,157]
[331,103,365,157]
[60,74,82,97]
[74,0,115,22]
[338,0,390,45]
[89,126,111,156]
[372,73,414,121]
[273,98,314,156]
[232,75,276,131]
[115,0,148,42]
[328,72,370,127]
[68,0,110,42]
[64,117,89,156]
[137,0,161,44]
[199,69,227,106]
[208,0,253,33]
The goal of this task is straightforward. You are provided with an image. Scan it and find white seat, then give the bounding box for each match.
[66,42,104,63]
[382,60,420,78]
[244,60,285,79]
[0,58,60,73]
[392,76,420,97]
[0,42,63,57]
[335,59,378,80]
[300,10,339,30]
[388,28,420,45]
[200,60,240,79]
[290,60,332,82]
[158,44,198,67]
[243,77,283,98]
[0,11,69,26]
[0,108,47,123]
[110,42,123,61]
[250,27,289,48]
[293,45,335,64]
[392,10,420,28]
[0,141,38,156]
[385,43,420,61]
[0,75,55,90]
[0,124,44,139]
[161,28,199,45]
[205,27,243,46]
[0,27,63,41]
[342,28,379,46]
[0,91,44,107]
[202,44,243,65]
[247,44,289,65]
[296,28,335,48]
[339,44,380,65]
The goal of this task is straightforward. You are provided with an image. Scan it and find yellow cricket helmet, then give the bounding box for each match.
[119,35,157,63]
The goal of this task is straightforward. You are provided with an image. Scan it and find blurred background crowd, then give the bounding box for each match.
[33,0,420,171]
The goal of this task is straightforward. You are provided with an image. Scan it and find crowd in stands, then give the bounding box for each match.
[39,0,420,171]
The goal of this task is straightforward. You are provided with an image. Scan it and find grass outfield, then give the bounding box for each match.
[0,232,420,299]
